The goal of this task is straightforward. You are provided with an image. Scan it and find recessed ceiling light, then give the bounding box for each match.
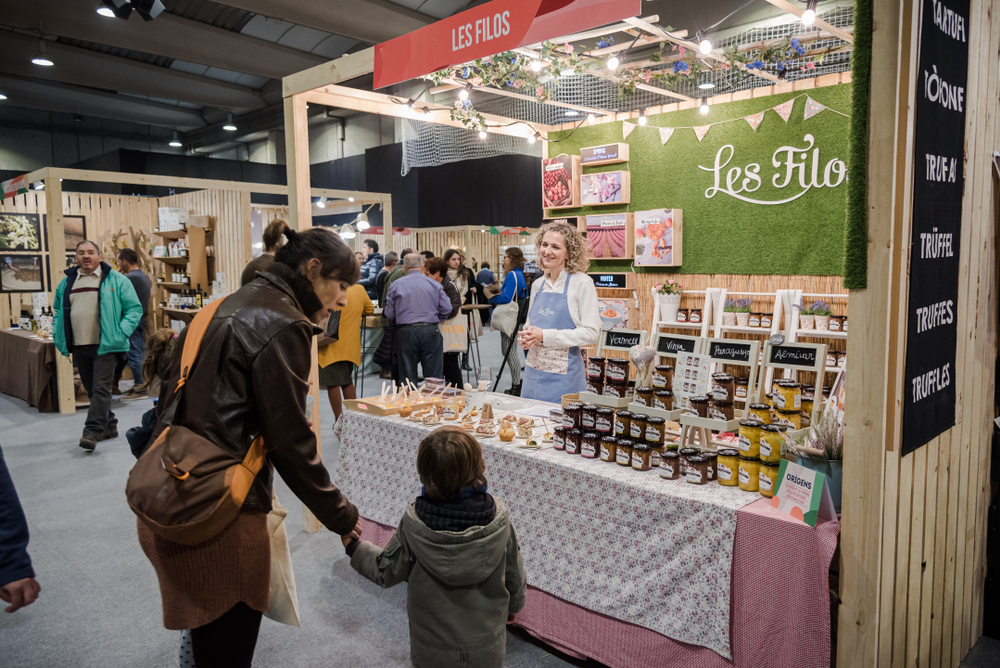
[32,41,53,66]
[0,93,7,101]
[565,110,579,116]
[97,7,115,17]
[223,113,237,131]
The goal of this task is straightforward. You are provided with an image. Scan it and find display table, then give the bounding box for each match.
[0,328,57,412]
[334,394,839,667]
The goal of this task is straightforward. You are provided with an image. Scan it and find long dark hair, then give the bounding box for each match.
[275,227,360,283]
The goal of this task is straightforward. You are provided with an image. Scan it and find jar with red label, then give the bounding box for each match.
[595,408,615,434]
[708,399,735,421]
[659,451,681,479]
[689,308,702,323]
[678,447,700,474]
[735,377,749,400]
[685,455,709,484]
[586,356,606,379]
[553,426,567,450]
[634,386,654,406]
[600,435,618,462]
[629,414,648,440]
[653,390,674,411]
[710,373,735,402]
[644,417,666,444]
[605,358,630,382]
[615,439,633,466]
[689,395,709,418]
[615,411,633,437]
[631,441,652,471]
[626,380,636,398]
[586,377,604,395]
[748,312,762,328]
[581,404,598,430]
[563,404,582,429]
[829,315,844,331]
[652,365,674,389]
[565,429,582,454]
[603,379,628,398]
[676,309,689,322]
[760,313,772,328]
[581,432,600,458]
[702,451,717,481]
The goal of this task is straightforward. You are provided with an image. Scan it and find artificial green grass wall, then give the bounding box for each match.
[843,0,872,288]
[549,83,853,275]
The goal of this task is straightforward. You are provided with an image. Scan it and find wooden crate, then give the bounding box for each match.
[634,209,682,267]
[542,155,581,210]
[580,170,631,206]
[344,392,465,416]
[580,213,634,260]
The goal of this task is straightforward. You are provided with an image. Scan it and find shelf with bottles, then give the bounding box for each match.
[153,228,188,240]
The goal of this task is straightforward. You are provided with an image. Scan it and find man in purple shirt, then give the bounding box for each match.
[385,253,453,386]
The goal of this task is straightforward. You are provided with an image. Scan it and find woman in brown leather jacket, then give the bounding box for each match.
[139,227,363,668]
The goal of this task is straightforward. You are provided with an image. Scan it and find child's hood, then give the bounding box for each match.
[399,498,513,587]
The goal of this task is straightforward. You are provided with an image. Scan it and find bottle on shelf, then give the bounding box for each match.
[195,284,203,308]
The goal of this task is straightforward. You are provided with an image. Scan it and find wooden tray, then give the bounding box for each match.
[344,391,465,417]
[578,391,632,408]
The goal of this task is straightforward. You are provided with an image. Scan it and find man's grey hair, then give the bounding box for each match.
[76,240,102,254]
[403,253,424,270]
[384,251,399,266]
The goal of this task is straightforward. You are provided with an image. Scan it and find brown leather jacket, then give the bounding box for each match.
[152,263,359,535]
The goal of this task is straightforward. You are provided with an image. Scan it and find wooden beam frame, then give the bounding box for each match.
[763,0,855,44]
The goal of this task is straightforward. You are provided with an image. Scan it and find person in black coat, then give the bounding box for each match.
[0,444,40,613]
[425,257,463,387]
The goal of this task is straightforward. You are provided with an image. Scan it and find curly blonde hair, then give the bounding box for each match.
[536,221,589,275]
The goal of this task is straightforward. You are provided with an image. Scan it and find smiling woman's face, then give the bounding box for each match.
[538,231,567,273]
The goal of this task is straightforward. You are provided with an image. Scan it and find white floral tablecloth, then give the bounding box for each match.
[334,394,756,659]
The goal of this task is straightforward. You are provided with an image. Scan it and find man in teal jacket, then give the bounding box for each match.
[54,241,143,452]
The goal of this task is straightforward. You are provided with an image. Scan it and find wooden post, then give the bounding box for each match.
[43,176,76,414]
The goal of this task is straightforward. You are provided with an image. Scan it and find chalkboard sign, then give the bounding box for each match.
[603,329,644,351]
[655,334,698,356]
[769,345,819,369]
[580,143,628,165]
[588,273,629,289]
[708,340,752,363]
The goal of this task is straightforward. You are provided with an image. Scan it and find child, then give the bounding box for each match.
[125,328,177,459]
[343,426,526,668]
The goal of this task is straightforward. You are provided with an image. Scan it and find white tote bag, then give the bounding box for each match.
[263,494,301,627]
[439,313,468,353]
[490,272,523,337]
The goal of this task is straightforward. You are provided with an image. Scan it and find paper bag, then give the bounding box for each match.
[263,494,301,627]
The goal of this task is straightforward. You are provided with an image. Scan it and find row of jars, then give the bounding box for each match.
[559,404,668,442]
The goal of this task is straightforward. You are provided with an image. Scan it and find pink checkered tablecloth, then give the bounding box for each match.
[335,395,839,665]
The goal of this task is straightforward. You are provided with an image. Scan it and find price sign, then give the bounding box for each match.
[602,328,644,351]
[588,273,629,289]
[655,333,698,357]
[580,143,629,165]
[768,344,818,368]
[708,340,752,363]
[771,460,837,527]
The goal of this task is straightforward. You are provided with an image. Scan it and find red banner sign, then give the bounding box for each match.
[374,0,640,90]
[1,174,29,203]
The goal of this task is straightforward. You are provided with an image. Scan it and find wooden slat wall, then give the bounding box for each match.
[841,0,999,665]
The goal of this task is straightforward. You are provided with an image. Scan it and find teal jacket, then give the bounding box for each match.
[54,262,143,357]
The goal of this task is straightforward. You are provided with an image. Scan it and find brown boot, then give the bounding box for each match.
[112,379,122,395]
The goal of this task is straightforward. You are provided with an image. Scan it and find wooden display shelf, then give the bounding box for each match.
[653,320,704,330]
[577,391,631,408]
[719,324,774,335]
[155,255,189,265]
[155,282,191,289]
[162,307,201,316]
[153,229,188,239]
[796,330,848,340]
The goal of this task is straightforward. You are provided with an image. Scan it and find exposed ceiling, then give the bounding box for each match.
[0,0,841,155]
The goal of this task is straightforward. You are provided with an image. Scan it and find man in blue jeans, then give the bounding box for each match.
[114,248,151,401]
[384,253,453,387]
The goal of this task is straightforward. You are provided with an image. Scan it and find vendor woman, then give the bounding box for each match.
[518,221,600,403]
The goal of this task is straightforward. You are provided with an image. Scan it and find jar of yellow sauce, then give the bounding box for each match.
[716,448,740,486]
[774,408,802,430]
[738,420,762,458]
[748,403,771,424]
[774,381,802,411]
[800,395,814,426]
[759,425,784,464]
[738,456,760,492]
[759,462,780,498]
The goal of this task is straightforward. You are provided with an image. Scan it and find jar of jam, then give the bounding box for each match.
[630,414,648,440]
[774,408,802,430]
[553,426,567,451]
[659,451,681,479]
[644,416,666,444]
[748,312,762,328]
[689,308,702,323]
[708,400,735,421]
[679,447,700,475]
[738,456,761,492]
[595,408,615,434]
[653,390,674,411]
[734,377,749,400]
[650,442,666,468]
[748,403,771,424]
[801,395,814,425]
[759,462,780,498]
[826,350,838,368]
[615,411,633,437]
[711,373,735,402]
[565,429,582,455]
[765,392,774,407]
[631,441,652,471]
[702,451,717,481]
[626,380,636,398]
[605,358,630,382]
[600,435,618,462]
[587,356,606,379]
[689,395,709,418]
[676,308,689,322]
[829,314,845,331]
[563,404,582,429]
[581,404,598,430]
[549,408,564,424]
[841,316,848,333]
[603,379,628,398]
[634,386,655,407]
[759,425,784,464]
[685,455,709,484]
[738,420,762,457]
[775,381,802,410]
[581,432,600,458]
[652,365,674,390]
[716,448,740,486]
[615,439,633,466]
[760,313,772,328]
[586,378,604,395]
[837,351,847,368]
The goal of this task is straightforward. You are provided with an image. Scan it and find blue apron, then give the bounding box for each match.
[520,273,587,403]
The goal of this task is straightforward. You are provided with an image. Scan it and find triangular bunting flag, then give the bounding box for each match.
[745,112,766,132]
[693,125,712,142]
[773,99,795,123]
[623,121,636,139]
[659,127,674,145]
[803,96,826,120]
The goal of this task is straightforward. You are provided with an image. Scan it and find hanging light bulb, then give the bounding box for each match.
[0,93,7,100]
[32,41,54,66]
[801,0,818,25]
[348,197,355,202]
[530,59,543,72]
[528,132,537,144]
[607,56,620,71]
[356,212,370,231]
[700,97,710,115]
[340,224,356,240]
[587,113,596,124]
[168,131,182,148]
[97,6,116,17]
[32,181,44,190]
[479,129,488,139]
[637,109,647,125]
[459,83,472,101]
[316,197,327,209]
[223,113,237,131]
[697,31,712,55]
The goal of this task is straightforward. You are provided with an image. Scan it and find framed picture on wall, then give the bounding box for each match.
[634,209,683,267]
[597,299,634,330]
[1,254,44,292]
[0,213,42,251]
[41,214,87,251]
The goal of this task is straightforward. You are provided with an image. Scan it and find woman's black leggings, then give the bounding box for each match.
[191,602,263,668]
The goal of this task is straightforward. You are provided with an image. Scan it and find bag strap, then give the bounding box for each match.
[174,297,228,393]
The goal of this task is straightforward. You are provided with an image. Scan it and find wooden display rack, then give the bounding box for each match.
[632,331,707,422]
[154,222,211,326]
[581,327,648,408]
[578,213,634,261]
[649,287,717,339]
[757,340,829,437]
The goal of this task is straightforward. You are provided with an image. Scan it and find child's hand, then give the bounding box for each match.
[506,614,516,625]
[341,534,353,547]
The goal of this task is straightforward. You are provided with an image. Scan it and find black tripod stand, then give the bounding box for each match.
[492,298,531,394]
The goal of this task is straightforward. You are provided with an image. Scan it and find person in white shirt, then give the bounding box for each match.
[518,221,600,403]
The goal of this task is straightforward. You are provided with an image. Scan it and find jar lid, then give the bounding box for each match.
[701,451,717,458]
[778,381,801,389]
[588,356,606,362]
[749,403,770,410]
[717,448,739,457]
[654,365,674,371]
[690,308,702,311]
[655,389,674,396]
[568,429,582,435]
[735,377,749,385]
[775,408,801,415]
[632,441,651,452]
[617,410,634,418]
[616,438,634,447]
[583,431,599,439]
[662,451,680,459]
[774,424,789,431]
[679,447,700,455]
[761,461,781,469]
[690,394,709,402]
[554,426,567,432]
[632,413,649,420]
[710,400,734,407]
[566,403,582,410]
[761,424,782,433]
[801,394,815,401]
[646,417,666,425]
[596,407,614,414]
[714,373,734,381]
[636,386,654,393]
[601,435,618,443]
[738,455,761,462]
[739,420,763,428]
[582,404,598,410]
[687,455,704,463]
[607,358,629,365]
[627,380,636,387]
